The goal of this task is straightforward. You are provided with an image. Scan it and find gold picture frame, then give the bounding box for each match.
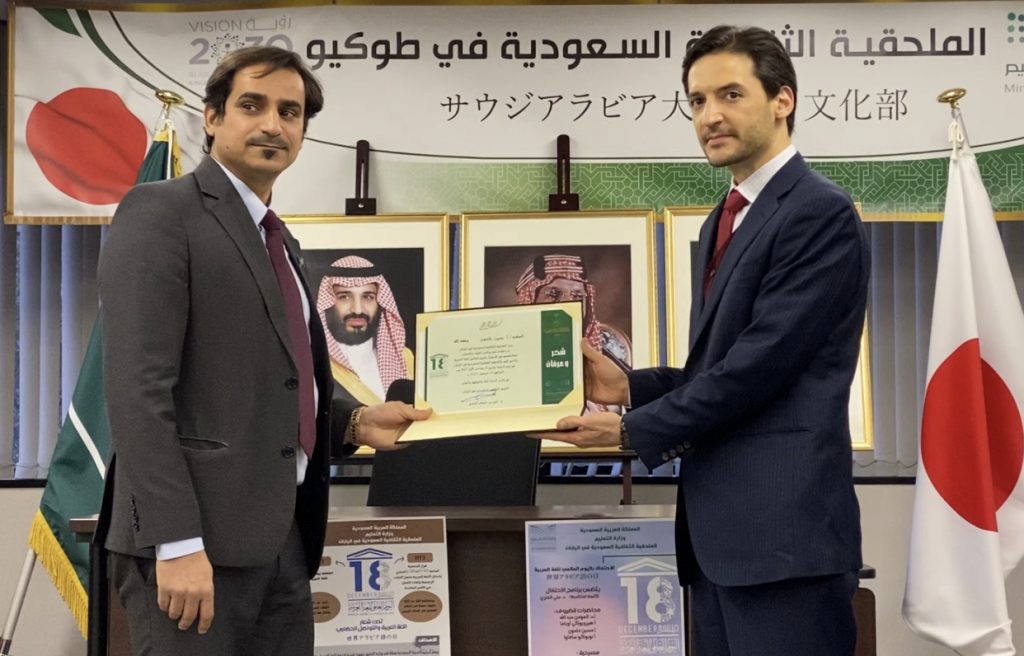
[460,209,658,455]
[285,213,450,455]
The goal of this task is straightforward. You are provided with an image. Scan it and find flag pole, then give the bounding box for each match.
[0,551,37,656]
[154,90,184,180]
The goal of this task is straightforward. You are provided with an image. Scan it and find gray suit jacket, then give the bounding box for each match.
[97,157,353,577]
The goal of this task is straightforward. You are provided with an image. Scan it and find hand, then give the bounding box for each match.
[155,550,214,633]
[582,340,629,406]
[357,402,432,450]
[528,411,622,448]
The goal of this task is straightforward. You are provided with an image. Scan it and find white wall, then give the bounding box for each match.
[2,483,1021,655]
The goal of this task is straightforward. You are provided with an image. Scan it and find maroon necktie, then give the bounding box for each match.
[703,189,749,298]
[261,209,316,458]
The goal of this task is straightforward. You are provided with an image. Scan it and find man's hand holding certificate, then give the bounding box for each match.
[528,340,628,449]
[399,301,587,441]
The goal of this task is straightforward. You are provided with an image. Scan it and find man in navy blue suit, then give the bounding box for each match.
[534,25,869,656]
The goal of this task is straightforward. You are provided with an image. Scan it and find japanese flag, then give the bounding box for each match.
[902,121,1024,655]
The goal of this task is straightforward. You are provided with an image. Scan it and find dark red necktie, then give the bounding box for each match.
[703,189,749,298]
[261,209,316,458]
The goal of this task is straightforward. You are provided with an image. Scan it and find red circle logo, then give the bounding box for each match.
[26,87,147,205]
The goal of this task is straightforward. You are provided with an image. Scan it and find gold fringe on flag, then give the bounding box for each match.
[27,511,88,638]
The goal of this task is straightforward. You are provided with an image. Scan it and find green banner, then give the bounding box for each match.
[540,309,574,404]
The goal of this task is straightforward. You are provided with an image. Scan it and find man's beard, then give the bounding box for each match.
[327,310,381,346]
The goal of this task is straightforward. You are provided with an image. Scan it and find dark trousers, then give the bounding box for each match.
[691,567,858,656]
[110,521,312,656]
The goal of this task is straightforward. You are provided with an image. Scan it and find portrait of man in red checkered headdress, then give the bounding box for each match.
[514,253,632,370]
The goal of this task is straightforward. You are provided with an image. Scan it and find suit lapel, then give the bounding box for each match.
[194,158,297,365]
[283,228,333,403]
[282,230,313,300]
[689,154,809,351]
[689,202,722,340]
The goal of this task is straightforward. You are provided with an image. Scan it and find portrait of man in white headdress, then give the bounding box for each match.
[316,255,414,405]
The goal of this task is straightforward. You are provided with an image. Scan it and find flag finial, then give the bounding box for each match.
[937,88,966,114]
[155,89,184,112]
[938,89,969,157]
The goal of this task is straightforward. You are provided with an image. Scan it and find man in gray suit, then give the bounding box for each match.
[97,46,429,655]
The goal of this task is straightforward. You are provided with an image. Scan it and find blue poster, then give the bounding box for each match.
[526,519,686,656]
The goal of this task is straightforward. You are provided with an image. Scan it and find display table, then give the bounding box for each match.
[72,505,875,656]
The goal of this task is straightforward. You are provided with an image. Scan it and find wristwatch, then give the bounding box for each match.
[343,406,365,446]
[618,415,631,451]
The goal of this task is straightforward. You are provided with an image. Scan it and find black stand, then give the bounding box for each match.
[621,454,634,505]
[345,139,377,215]
[87,541,108,656]
[368,434,541,506]
[547,134,580,211]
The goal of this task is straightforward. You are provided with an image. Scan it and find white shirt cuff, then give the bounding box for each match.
[155,537,205,560]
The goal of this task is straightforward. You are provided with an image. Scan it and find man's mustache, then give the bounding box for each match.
[343,313,372,326]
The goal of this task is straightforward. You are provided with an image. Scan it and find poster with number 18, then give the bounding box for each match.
[526,518,686,655]
[312,517,451,656]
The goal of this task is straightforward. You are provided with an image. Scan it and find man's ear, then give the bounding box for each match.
[774,86,795,122]
[203,105,220,138]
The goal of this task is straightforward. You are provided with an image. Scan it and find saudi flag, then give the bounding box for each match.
[134,124,182,184]
[28,324,109,637]
[27,119,180,637]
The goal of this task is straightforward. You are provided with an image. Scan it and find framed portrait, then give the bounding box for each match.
[663,207,875,451]
[459,210,657,456]
[285,213,449,413]
[460,210,658,370]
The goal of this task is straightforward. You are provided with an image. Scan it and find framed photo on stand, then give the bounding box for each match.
[460,209,658,464]
[286,213,449,456]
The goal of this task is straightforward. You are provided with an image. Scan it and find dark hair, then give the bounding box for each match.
[202,46,324,152]
[681,25,797,135]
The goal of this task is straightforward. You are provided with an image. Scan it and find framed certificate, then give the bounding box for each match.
[400,302,585,441]
[663,206,875,450]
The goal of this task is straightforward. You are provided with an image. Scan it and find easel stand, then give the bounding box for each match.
[345,139,377,216]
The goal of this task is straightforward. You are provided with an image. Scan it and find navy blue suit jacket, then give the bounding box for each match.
[627,154,868,587]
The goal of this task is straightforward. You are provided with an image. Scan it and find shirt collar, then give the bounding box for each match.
[732,144,797,204]
[212,158,270,230]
